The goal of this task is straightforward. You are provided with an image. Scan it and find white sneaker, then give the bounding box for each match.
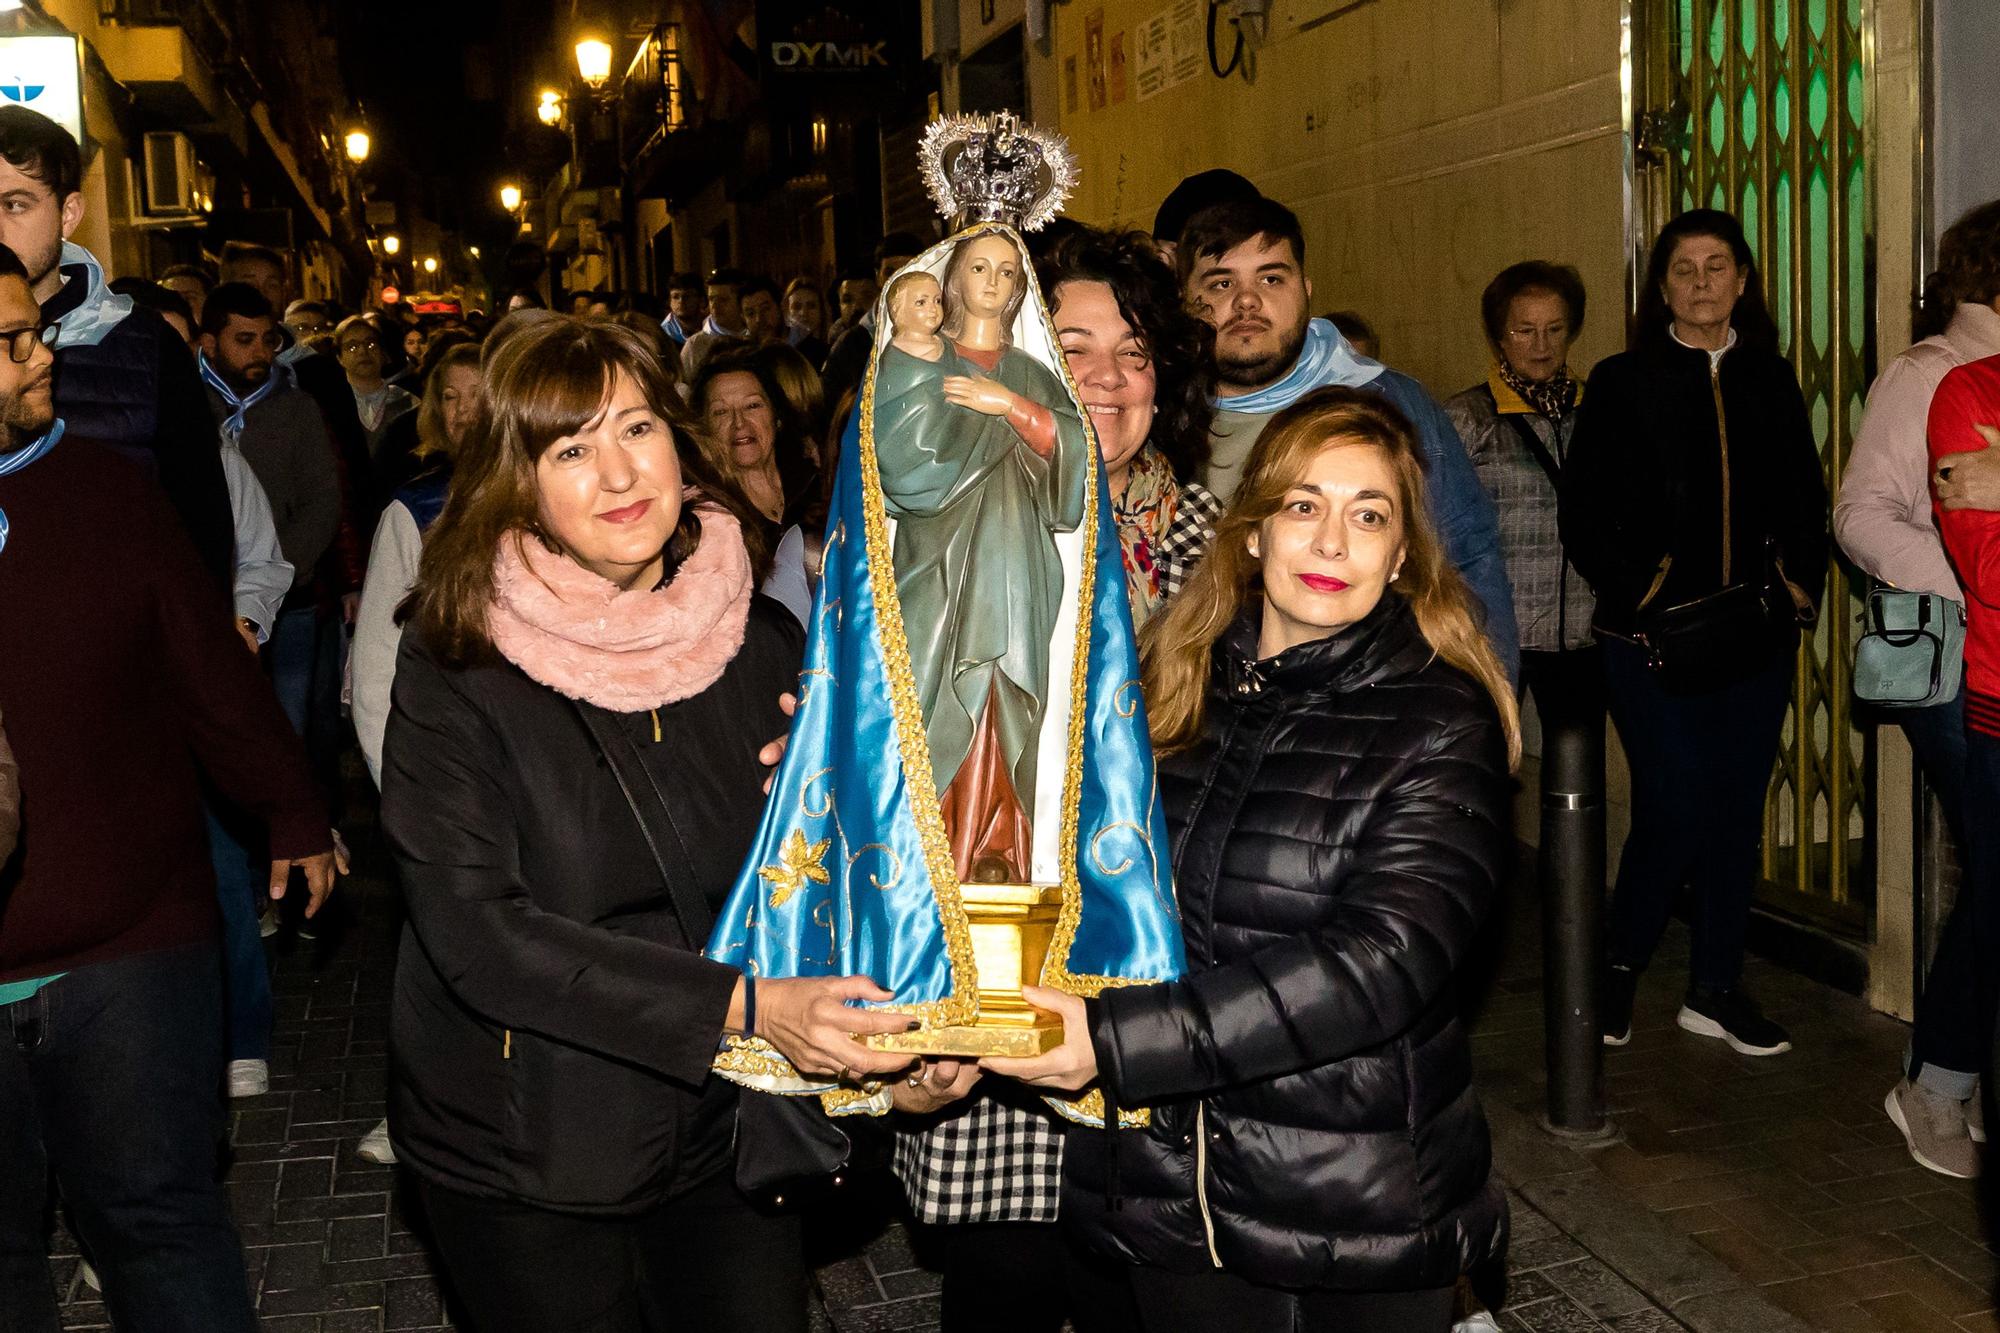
[1886,1080,1980,1179]
[226,1058,269,1098]
[356,1118,396,1165]
[258,906,278,938]
[1969,1085,1987,1145]
[76,1257,100,1293]
[1453,1314,1502,1333]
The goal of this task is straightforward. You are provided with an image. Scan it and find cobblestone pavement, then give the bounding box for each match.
[1468,868,2000,1333]
[85,828,1970,1329]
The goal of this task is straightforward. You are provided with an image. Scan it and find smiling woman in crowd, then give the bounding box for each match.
[378,315,913,1333]
[989,386,1518,1333]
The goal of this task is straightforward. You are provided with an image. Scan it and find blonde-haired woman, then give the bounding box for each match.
[989,387,1517,1333]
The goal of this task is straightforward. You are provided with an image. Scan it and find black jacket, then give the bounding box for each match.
[47,279,234,592]
[381,595,801,1213]
[1558,336,1828,636]
[1064,596,1512,1292]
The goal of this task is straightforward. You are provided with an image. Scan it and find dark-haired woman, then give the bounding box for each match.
[690,342,822,624]
[1839,199,2000,1172]
[380,317,915,1333]
[990,387,1518,1333]
[882,227,1219,1333]
[1560,209,1826,1056]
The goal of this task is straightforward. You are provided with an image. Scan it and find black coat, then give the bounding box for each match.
[1064,595,1512,1293]
[1558,336,1828,636]
[380,595,801,1214]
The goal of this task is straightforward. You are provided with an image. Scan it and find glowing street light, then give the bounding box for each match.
[575,38,613,90]
[344,128,370,164]
[381,234,401,256]
[537,89,563,127]
[422,257,439,275]
[499,182,523,212]
[469,246,482,259]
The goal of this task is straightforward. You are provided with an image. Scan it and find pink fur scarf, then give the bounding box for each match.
[486,507,753,712]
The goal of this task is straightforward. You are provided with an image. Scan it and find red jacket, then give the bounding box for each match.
[1929,353,2000,736]
[0,437,327,980]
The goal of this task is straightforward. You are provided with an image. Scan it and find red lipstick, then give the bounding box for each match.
[1298,573,1348,593]
[597,498,653,524]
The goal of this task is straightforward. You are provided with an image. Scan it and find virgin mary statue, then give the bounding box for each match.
[707,115,1183,1119]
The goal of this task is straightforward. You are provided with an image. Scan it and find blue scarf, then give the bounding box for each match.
[1212,317,1385,415]
[661,312,691,345]
[0,418,67,556]
[198,352,282,444]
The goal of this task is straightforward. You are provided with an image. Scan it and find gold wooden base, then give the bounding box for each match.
[863,881,1066,1059]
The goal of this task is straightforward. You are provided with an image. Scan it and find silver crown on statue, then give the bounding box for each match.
[918,111,1077,233]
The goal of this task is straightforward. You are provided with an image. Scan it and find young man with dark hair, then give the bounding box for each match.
[0,107,236,591]
[821,231,927,404]
[160,262,215,325]
[681,267,752,378]
[737,273,785,346]
[0,239,336,1330]
[1179,195,1520,675]
[1151,166,1261,263]
[662,271,705,346]
[828,266,877,343]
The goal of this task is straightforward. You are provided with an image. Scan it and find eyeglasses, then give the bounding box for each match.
[0,323,56,363]
[340,338,381,354]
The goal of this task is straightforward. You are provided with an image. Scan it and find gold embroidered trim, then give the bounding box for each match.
[1043,1088,1150,1129]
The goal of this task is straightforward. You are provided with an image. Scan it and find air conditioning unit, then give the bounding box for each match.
[142,131,199,216]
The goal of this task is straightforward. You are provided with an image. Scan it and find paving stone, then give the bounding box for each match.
[381,1275,443,1329]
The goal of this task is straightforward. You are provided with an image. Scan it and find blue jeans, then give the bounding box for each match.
[266,605,341,817]
[206,801,271,1061]
[1900,694,1979,1094]
[0,944,256,1332]
[1602,637,1793,992]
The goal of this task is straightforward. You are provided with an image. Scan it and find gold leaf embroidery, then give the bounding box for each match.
[760,829,831,908]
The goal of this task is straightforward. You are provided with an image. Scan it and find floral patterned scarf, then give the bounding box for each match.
[1113,444,1180,628]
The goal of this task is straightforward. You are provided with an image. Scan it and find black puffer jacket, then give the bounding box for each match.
[1064,595,1512,1292]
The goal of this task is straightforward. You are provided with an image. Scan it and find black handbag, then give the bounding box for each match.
[1632,541,1803,693]
[572,702,856,1199]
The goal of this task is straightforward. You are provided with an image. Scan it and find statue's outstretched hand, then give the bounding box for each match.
[941,374,1018,418]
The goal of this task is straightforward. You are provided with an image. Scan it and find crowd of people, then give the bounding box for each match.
[6,90,2000,1333]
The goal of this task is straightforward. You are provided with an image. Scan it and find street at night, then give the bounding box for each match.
[1,2,1998,1332]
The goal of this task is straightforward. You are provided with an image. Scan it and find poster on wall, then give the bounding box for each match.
[1108,30,1128,104]
[1136,0,1202,102]
[1085,9,1107,110]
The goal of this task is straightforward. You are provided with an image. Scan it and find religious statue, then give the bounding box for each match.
[706,114,1184,1121]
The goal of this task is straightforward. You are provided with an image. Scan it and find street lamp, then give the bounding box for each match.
[381,234,401,256]
[344,129,370,164]
[574,38,613,91]
[499,183,523,212]
[469,246,482,259]
[423,257,439,277]
[537,89,564,127]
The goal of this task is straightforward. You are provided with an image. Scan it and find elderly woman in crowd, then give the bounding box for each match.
[1560,209,1826,1058]
[990,387,1518,1333]
[379,316,914,1333]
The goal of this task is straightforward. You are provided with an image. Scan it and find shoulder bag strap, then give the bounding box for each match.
[573,701,716,944]
[1499,408,1566,488]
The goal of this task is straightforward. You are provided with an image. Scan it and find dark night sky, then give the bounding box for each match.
[335,0,557,247]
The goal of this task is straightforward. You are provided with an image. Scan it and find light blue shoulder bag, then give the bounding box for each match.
[1853,588,1966,708]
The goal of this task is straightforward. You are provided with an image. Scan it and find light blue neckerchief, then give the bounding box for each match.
[0,417,67,556]
[198,352,283,444]
[1211,317,1386,415]
[45,242,133,351]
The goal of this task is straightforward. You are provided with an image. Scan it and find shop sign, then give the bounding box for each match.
[0,36,81,145]
[758,1,916,79]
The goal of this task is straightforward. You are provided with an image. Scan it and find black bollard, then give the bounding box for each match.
[1540,708,1610,1140]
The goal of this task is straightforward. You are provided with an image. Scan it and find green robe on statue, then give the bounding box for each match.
[873,341,1090,829]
